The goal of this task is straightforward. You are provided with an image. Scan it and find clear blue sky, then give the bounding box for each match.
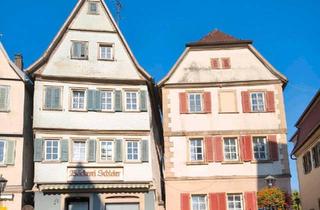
[1,0,319,191]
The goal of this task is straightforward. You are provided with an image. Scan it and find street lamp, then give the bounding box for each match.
[0,175,8,195]
[265,175,276,188]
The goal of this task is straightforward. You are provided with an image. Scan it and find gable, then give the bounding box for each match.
[0,43,24,80]
[163,45,285,85]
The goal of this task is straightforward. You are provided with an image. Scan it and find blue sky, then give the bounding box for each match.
[1,0,319,191]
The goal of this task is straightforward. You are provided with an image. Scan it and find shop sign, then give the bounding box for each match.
[67,167,123,181]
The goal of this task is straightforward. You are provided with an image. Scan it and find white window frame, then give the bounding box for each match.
[227,194,243,210]
[188,93,203,113]
[99,44,114,60]
[88,1,99,14]
[252,136,268,161]
[250,92,265,112]
[191,195,208,210]
[0,140,6,164]
[224,137,239,161]
[44,139,60,161]
[126,140,140,162]
[100,90,114,111]
[72,140,87,162]
[71,89,87,111]
[0,86,10,112]
[189,138,204,161]
[125,91,139,111]
[100,140,114,161]
[71,41,88,60]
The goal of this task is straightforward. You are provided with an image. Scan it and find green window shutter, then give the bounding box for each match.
[45,87,53,109]
[5,140,15,165]
[0,87,9,111]
[140,90,148,112]
[94,90,101,111]
[114,139,123,162]
[87,139,96,162]
[60,139,69,162]
[145,191,155,210]
[87,89,95,111]
[52,87,61,109]
[114,90,122,112]
[34,138,43,162]
[141,140,149,162]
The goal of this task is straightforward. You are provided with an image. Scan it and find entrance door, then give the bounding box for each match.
[66,197,89,210]
[105,203,139,210]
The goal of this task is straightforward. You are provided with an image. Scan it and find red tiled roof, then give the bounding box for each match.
[187,29,252,47]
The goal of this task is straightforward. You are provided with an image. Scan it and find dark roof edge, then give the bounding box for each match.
[186,40,253,47]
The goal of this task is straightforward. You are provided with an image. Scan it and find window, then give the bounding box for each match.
[99,45,113,60]
[190,139,204,161]
[312,142,320,168]
[250,92,265,112]
[101,90,113,111]
[71,41,88,59]
[0,86,9,111]
[221,57,231,69]
[224,138,238,161]
[126,141,139,161]
[253,137,268,160]
[88,2,99,14]
[211,58,220,69]
[72,90,86,110]
[100,141,113,161]
[227,194,243,210]
[45,140,59,161]
[191,195,207,210]
[0,141,5,164]
[189,93,202,113]
[72,141,86,162]
[303,151,312,174]
[125,91,138,111]
[44,86,62,110]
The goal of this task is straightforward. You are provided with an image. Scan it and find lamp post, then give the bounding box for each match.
[0,174,8,199]
[264,175,276,210]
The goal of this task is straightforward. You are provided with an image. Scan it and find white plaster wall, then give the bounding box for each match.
[168,84,281,132]
[33,81,150,130]
[0,48,20,79]
[169,136,283,177]
[34,133,153,183]
[167,47,278,84]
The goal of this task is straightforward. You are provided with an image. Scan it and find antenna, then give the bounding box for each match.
[112,0,122,25]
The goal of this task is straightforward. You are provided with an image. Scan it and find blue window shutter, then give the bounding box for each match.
[140,90,148,112]
[52,87,61,109]
[114,90,122,112]
[141,140,149,162]
[5,140,15,165]
[87,89,95,111]
[115,139,123,162]
[60,139,69,162]
[87,139,96,162]
[94,90,101,111]
[45,87,53,109]
[34,138,43,162]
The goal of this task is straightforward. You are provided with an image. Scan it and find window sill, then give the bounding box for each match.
[0,110,10,113]
[71,57,88,60]
[69,109,88,112]
[186,161,208,165]
[124,160,142,164]
[182,112,210,115]
[251,160,273,164]
[218,111,239,114]
[0,164,8,167]
[42,108,63,111]
[87,12,99,15]
[98,58,115,62]
[221,161,243,164]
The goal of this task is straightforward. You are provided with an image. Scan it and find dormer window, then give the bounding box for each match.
[88,2,99,14]
[71,41,88,60]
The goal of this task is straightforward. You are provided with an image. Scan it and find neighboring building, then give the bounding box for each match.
[291,90,320,210]
[159,30,291,210]
[27,0,164,210]
[0,43,33,209]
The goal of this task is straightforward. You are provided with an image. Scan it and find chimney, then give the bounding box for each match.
[14,53,24,70]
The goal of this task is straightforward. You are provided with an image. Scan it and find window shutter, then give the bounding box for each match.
[45,87,53,109]
[244,192,257,210]
[210,58,219,69]
[240,135,252,162]
[268,135,278,161]
[87,139,96,162]
[53,87,61,109]
[5,140,15,165]
[141,140,149,162]
[180,193,190,210]
[87,90,95,111]
[266,91,275,112]
[34,138,43,162]
[217,193,227,210]
[114,90,122,112]
[60,139,69,162]
[241,91,251,113]
[179,92,188,114]
[209,193,219,210]
[213,136,223,162]
[221,58,231,69]
[114,139,123,162]
[203,92,212,113]
[0,87,9,111]
[94,90,102,111]
[140,90,148,112]
[205,137,214,162]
